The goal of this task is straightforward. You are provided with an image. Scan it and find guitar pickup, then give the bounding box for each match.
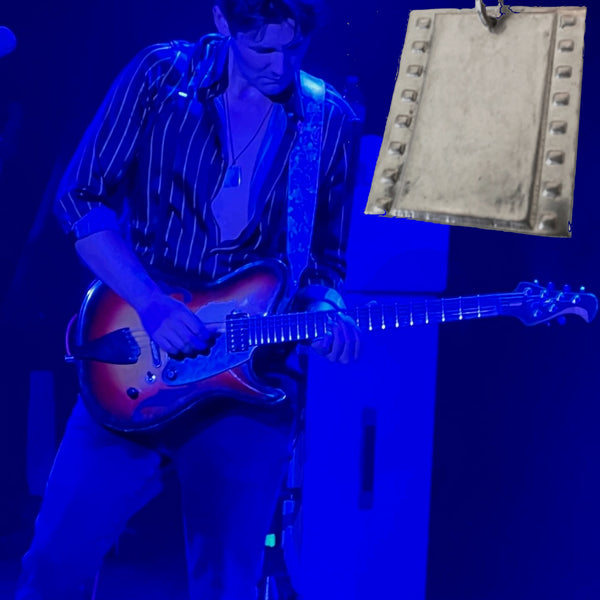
[226,312,250,353]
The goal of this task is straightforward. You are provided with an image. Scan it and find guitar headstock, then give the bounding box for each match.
[513,281,598,326]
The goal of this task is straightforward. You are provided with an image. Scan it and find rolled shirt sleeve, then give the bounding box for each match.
[54,43,179,239]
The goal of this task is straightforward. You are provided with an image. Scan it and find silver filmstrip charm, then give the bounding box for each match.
[365,4,587,237]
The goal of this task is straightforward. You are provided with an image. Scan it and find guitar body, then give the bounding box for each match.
[76,261,288,432]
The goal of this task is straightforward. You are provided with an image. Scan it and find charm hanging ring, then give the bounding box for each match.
[476,0,497,31]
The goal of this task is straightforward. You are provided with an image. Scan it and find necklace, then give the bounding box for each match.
[223,90,274,188]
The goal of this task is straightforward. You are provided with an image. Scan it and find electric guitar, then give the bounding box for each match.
[70,260,598,432]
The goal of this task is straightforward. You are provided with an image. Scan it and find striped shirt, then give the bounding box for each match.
[55,34,358,306]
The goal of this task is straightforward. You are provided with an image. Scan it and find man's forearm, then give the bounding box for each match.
[74,229,162,313]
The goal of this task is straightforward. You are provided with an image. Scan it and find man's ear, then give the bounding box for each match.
[213,5,232,36]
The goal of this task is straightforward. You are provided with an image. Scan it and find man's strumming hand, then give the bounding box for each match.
[136,290,217,357]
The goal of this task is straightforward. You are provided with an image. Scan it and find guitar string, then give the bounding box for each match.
[121,292,556,328]
[121,307,562,358]
[123,294,557,336]
[121,291,564,340]
[123,305,524,341]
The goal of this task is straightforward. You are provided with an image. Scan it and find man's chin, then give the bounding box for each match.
[261,80,294,99]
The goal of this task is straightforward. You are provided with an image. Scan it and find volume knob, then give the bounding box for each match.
[164,368,178,382]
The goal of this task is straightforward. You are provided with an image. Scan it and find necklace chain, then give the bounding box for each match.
[224,91,273,165]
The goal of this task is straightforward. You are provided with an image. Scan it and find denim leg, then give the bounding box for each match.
[172,410,294,600]
[15,397,164,600]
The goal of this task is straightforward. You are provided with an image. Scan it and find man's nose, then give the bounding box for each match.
[268,52,287,77]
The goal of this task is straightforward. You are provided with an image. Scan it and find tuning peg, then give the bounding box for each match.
[580,285,586,292]
[563,284,571,292]
[547,282,555,291]
[534,279,540,285]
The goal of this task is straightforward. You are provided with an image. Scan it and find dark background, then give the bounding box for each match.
[1,1,598,599]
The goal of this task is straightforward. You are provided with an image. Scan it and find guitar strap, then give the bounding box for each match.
[286,72,326,299]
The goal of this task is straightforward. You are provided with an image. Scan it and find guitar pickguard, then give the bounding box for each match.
[162,335,252,385]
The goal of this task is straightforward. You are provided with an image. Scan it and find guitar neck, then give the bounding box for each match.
[227,292,520,351]
[347,293,506,331]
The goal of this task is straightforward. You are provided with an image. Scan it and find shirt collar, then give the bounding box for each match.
[192,33,305,122]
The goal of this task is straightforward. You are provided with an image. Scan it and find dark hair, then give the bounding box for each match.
[215,0,327,36]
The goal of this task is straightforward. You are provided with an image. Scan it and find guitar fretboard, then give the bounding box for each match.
[226,292,527,352]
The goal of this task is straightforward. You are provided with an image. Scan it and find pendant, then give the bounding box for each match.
[224,165,242,188]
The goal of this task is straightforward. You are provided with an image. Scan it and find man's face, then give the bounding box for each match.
[230,19,310,95]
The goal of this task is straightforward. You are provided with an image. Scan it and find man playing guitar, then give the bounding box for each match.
[16,1,360,598]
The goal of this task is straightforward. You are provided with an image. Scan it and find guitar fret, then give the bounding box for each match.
[222,286,569,355]
[227,291,536,351]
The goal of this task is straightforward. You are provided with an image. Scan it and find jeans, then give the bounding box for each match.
[15,396,295,600]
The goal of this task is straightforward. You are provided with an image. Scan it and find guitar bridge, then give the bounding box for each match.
[226,312,250,353]
[72,328,141,364]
